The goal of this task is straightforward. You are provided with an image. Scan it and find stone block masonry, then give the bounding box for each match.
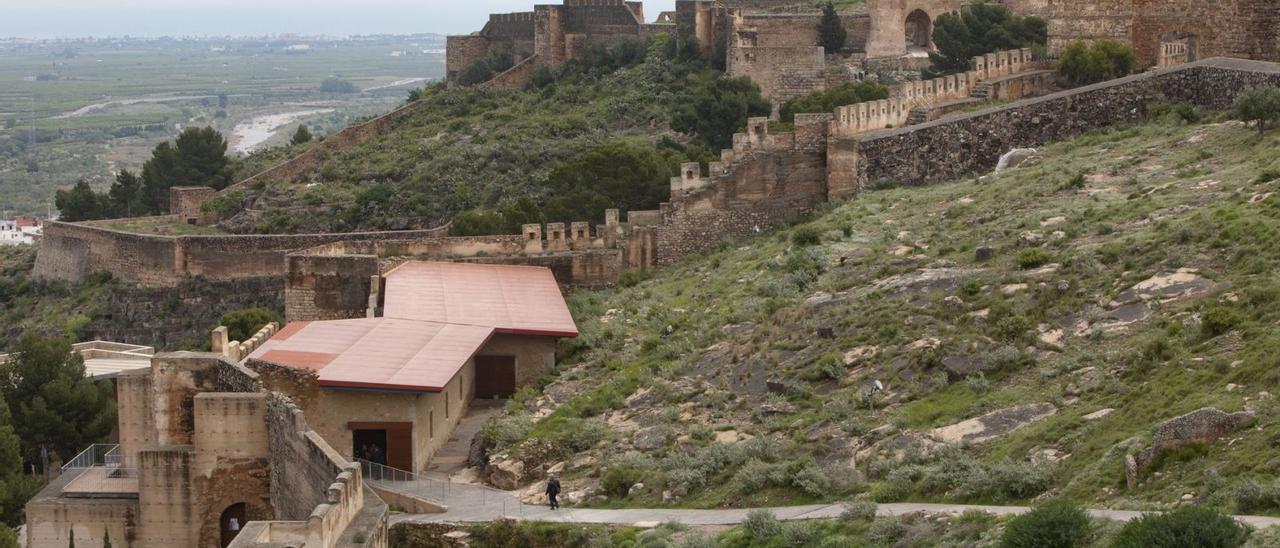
[843,58,1280,191]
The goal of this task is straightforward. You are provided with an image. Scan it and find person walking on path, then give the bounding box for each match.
[546,475,562,510]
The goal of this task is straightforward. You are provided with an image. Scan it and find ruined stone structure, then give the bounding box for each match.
[864,0,970,60]
[725,11,872,103]
[1003,0,1280,68]
[24,353,387,548]
[170,186,219,226]
[446,0,666,88]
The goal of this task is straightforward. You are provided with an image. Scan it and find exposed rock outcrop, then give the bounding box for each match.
[1125,407,1254,488]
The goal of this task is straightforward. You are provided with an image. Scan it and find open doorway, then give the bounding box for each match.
[905,9,932,50]
[220,503,247,548]
[353,429,388,466]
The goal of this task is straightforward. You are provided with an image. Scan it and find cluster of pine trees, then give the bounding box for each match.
[55,127,233,222]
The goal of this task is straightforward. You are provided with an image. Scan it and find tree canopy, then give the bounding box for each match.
[671,75,771,149]
[291,125,314,146]
[819,3,847,54]
[1057,40,1137,85]
[928,2,1047,75]
[1232,85,1280,134]
[0,334,116,468]
[56,126,233,221]
[779,81,890,123]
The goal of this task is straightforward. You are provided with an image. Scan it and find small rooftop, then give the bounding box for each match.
[248,261,578,393]
[0,341,153,380]
[382,261,578,337]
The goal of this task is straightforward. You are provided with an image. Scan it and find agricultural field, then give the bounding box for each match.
[0,34,445,216]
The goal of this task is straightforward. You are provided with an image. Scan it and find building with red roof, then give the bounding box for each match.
[245,261,578,473]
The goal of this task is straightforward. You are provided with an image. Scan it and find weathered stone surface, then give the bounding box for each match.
[1127,407,1254,487]
[931,403,1058,445]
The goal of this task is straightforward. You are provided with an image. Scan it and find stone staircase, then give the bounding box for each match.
[970,82,994,100]
[906,108,932,126]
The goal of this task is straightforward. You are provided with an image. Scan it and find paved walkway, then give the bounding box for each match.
[380,478,1280,529]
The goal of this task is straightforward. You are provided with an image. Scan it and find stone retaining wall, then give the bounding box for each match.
[844,58,1280,190]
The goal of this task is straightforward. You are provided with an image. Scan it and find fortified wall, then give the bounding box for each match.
[446,0,660,88]
[1005,0,1280,68]
[656,57,1280,261]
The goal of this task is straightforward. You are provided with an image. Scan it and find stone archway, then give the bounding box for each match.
[905,9,932,50]
[220,503,247,548]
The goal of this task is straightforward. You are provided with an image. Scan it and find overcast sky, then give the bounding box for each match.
[1,0,679,39]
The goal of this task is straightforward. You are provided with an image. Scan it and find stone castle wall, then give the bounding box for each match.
[32,221,450,286]
[845,58,1280,190]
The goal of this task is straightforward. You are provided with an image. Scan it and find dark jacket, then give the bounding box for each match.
[546,478,561,495]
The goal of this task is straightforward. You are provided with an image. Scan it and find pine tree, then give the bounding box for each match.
[102,528,111,548]
[818,2,847,55]
[107,169,142,218]
[54,181,105,222]
[291,124,313,146]
[0,335,116,470]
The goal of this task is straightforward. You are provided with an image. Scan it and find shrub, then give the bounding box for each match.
[867,517,907,545]
[778,81,889,123]
[619,269,653,288]
[742,510,782,541]
[1233,86,1280,135]
[220,308,281,342]
[1230,478,1278,514]
[994,314,1032,341]
[1150,101,1201,125]
[480,414,534,449]
[1111,506,1251,548]
[1058,40,1137,85]
[1201,306,1243,338]
[791,224,823,247]
[732,460,772,494]
[966,373,990,395]
[1018,247,1054,269]
[1000,499,1092,548]
[602,464,645,498]
[791,462,832,497]
[841,501,879,521]
[319,78,359,93]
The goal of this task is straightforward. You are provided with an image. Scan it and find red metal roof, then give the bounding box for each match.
[382,262,579,337]
[248,262,578,392]
[248,318,494,392]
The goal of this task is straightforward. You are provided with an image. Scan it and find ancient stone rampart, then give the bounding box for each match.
[842,58,1280,191]
[832,48,1035,136]
[32,220,450,286]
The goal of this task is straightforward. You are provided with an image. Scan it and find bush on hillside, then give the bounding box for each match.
[1017,247,1054,269]
[1058,40,1137,85]
[791,225,823,246]
[220,308,281,342]
[457,50,517,86]
[1000,499,1092,548]
[779,81,890,123]
[929,3,1047,75]
[602,464,645,498]
[1232,85,1280,135]
[1110,506,1250,548]
[319,78,359,94]
[671,75,771,149]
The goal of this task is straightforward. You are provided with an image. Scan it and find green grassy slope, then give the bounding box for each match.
[486,116,1280,514]
[221,52,701,234]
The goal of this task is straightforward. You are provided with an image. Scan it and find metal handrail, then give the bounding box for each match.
[355,458,455,502]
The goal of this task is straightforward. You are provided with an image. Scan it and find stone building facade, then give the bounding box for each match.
[445,0,660,88]
[24,353,387,548]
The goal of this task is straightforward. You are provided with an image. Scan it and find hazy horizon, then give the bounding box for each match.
[1,0,679,39]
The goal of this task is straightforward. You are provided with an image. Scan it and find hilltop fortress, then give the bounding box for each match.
[29,0,1280,340]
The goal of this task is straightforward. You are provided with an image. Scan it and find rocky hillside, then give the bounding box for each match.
[474,115,1280,516]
